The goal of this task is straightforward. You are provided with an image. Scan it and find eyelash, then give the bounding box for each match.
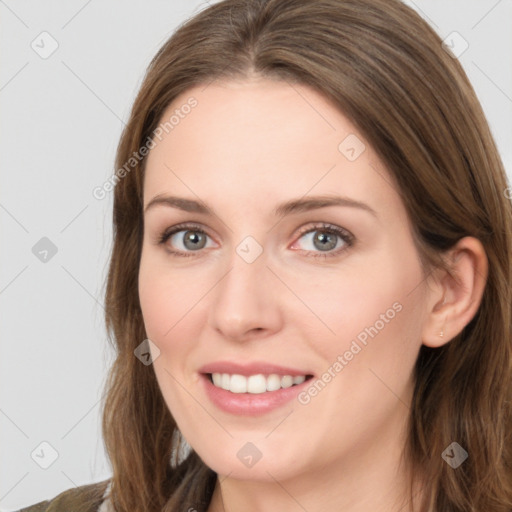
[157,222,354,259]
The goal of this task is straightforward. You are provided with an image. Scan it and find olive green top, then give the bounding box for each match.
[17,479,111,512]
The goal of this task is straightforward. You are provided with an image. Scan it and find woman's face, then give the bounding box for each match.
[139,77,432,482]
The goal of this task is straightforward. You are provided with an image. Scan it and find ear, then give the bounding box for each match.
[421,236,488,348]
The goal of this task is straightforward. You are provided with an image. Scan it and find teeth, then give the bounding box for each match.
[210,373,308,394]
[230,374,247,393]
[247,374,266,394]
[281,375,293,388]
[267,374,281,391]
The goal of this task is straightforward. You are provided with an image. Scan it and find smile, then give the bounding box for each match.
[209,373,309,394]
[200,372,314,415]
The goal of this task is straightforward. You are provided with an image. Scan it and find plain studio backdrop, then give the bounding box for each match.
[1,0,511,510]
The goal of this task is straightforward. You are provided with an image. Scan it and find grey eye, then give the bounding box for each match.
[297,230,345,252]
[170,230,210,251]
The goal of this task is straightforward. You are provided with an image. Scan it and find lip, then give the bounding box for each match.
[198,361,313,377]
[200,373,313,416]
[198,361,315,416]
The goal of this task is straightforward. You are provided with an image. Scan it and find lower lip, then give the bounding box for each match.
[200,374,312,416]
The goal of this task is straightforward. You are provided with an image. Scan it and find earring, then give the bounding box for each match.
[438,298,447,338]
[439,315,447,338]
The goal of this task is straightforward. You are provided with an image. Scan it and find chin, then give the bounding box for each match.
[190,436,310,482]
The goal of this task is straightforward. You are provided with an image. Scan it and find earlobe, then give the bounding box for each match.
[421,236,488,348]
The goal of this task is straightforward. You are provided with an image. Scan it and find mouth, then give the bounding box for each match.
[197,361,316,414]
[203,372,315,394]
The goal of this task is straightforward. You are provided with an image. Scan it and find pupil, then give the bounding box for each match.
[315,232,336,251]
[185,231,206,250]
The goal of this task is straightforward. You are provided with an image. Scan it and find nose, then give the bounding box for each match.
[208,247,283,342]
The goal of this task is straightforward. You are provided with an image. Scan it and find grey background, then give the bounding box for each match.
[1,0,511,510]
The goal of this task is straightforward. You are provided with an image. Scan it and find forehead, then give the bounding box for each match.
[142,78,401,220]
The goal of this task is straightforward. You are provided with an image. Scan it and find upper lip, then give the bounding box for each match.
[198,361,314,377]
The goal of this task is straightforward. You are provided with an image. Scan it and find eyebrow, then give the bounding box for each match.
[144,194,377,218]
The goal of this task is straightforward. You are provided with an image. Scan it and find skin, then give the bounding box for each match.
[138,76,488,512]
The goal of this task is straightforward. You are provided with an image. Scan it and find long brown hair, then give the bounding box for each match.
[100,1,512,510]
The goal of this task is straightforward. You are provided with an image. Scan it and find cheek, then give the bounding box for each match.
[138,254,202,415]
[295,249,426,369]
[138,252,214,378]
[138,272,170,341]
[138,251,194,341]
[287,253,425,452]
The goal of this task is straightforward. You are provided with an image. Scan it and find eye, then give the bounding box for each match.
[290,223,354,259]
[157,223,215,257]
[157,222,354,259]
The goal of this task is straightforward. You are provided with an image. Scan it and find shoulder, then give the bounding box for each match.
[17,478,111,512]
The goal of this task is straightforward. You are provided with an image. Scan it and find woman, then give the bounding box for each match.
[19,0,512,511]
